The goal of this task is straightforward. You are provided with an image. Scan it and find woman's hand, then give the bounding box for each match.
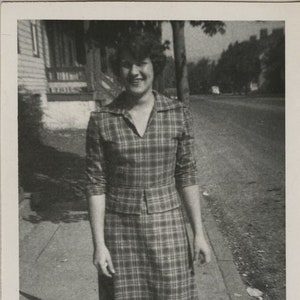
[193,234,211,265]
[93,245,115,278]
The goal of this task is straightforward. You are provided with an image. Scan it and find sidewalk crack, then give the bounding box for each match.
[35,224,61,262]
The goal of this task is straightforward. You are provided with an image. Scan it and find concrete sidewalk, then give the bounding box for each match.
[19,198,252,300]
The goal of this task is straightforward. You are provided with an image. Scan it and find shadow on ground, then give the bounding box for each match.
[20,291,43,300]
[19,139,88,224]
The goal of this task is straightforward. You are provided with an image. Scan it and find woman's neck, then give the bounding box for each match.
[125,90,155,111]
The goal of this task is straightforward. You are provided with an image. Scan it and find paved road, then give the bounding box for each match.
[190,95,285,300]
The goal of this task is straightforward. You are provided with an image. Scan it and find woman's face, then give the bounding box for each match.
[120,51,154,98]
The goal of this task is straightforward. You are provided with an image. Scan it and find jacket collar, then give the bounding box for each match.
[100,90,182,115]
[154,91,182,112]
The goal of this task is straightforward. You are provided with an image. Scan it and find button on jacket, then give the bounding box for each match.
[85,91,198,214]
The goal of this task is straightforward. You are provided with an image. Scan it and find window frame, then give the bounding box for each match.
[17,33,20,54]
[30,20,39,57]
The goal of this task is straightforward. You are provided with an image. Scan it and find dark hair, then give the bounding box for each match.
[112,31,166,78]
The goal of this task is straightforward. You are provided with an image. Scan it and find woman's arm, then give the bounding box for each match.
[86,113,114,277]
[180,185,211,264]
[88,194,115,277]
[175,105,211,264]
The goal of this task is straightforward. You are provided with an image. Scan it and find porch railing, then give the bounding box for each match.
[46,66,86,82]
[46,66,122,100]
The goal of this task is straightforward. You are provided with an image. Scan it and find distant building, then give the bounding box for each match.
[18,20,121,129]
[163,87,178,100]
[211,86,220,94]
[249,82,259,92]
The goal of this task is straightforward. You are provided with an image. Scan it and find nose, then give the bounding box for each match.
[129,64,139,75]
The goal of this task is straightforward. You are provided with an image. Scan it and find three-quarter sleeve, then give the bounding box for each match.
[85,112,107,197]
[175,106,198,188]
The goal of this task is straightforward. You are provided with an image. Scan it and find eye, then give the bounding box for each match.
[120,60,131,69]
[139,61,148,66]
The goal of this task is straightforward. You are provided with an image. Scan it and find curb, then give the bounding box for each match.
[201,197,252,300]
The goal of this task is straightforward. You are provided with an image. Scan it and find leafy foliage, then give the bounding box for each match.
[18,93,44,189]
[190,21,226,36]
[215,40,261,94]
[86,21,166,49]
[213,29,285,94]
[261,35,285,93]
[188,59,216,94]
[18,93,43,145]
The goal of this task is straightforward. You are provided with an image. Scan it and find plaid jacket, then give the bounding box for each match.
[86,91,198,214]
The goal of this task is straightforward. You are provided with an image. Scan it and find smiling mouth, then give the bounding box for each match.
[129,79,143,85]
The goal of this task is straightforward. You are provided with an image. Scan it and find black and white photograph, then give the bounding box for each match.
[1,2,300,300]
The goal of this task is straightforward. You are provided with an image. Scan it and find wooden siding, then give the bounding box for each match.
[18,20,48,94]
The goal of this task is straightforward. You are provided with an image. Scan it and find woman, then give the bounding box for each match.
[86,31,211,300]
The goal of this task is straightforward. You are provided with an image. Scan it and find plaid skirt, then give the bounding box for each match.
[99,201,199,300]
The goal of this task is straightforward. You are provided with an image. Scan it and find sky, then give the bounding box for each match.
[162,21,284,62]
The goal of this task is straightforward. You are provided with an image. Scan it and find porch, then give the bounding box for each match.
[42,20,122,129]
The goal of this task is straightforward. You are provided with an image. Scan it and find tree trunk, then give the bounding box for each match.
[153,23,164,94]
[171,21,190,104]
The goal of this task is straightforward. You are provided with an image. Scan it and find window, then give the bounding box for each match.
[30,20,39,57]
[17,33,20,54]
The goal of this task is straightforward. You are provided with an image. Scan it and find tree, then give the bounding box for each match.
[163,56,176,89]
[171,21,225,104]
[188,58,216,94]
[171,22,190,103]
[261,34,285,93]
[215,40,261,94]
[86,21,163,48]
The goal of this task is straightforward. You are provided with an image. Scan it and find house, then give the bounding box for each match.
[249,82,259,92]
[18,20,121,129]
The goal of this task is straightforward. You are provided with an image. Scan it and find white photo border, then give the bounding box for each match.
[1,2,300,299]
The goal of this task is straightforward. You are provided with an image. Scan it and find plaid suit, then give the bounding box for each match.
[86,91,199,299]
